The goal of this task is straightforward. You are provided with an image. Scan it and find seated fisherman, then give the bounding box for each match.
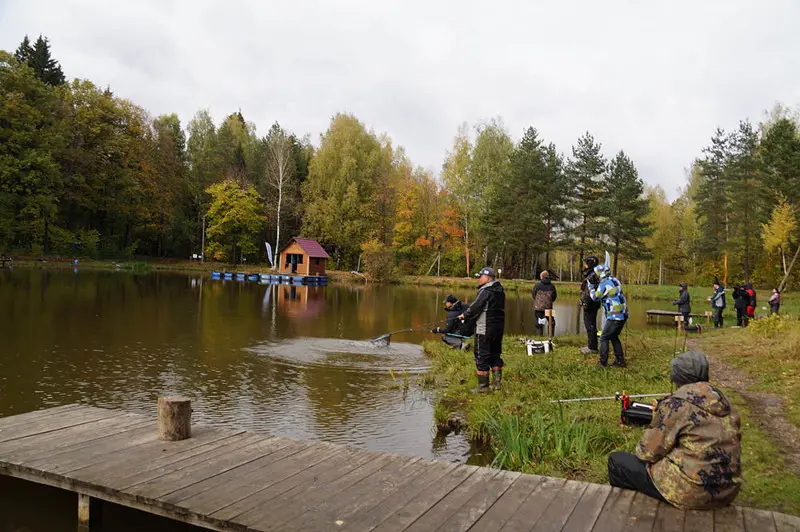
[607,351,742,509]
[432,294,475,350]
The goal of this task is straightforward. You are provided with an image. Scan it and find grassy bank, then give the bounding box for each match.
[401,274,800,308]
[423,324,800,515]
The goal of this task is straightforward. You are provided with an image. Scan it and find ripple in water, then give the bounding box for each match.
[245,337,431,373]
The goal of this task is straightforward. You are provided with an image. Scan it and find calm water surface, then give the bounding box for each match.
[0,268,671,529]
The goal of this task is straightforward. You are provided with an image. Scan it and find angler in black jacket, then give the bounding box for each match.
[432,294,475,350]
[580,256,602,354]
[458,267,505,393]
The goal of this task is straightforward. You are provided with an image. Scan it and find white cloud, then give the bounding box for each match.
[2,0,799,198]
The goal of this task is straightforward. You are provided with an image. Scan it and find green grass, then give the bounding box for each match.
[701,316,800,427]
[423,326,800,513]
[724,388,800,516]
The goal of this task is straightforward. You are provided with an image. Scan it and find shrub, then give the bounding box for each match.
[361,239,395,282]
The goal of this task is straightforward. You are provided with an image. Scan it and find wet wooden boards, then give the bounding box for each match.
[0,405,796,531]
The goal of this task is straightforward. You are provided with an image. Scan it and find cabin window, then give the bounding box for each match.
[285,253,304,266]
[314,258,320,265]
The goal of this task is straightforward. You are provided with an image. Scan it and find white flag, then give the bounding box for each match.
[265,242,274,267]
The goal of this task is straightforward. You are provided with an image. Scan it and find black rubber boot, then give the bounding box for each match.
[472,374,491,394]
[492,368,502,391]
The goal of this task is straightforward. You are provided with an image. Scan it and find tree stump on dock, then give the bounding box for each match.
[157,396,192,441]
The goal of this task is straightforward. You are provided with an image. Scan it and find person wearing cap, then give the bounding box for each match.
[607,351,742,509]
[458,267,505,392]
[672,282,691,328]
[707,280,726,328]
[432,294,474,350]
[579,256,602,354]
[532,270,557,337]
[589,264,628,367]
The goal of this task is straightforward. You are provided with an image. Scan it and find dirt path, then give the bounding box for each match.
[688,338,800,475]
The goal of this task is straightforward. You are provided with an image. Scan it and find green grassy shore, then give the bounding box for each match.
[423,319,800,515]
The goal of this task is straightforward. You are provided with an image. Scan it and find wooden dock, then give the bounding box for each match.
[646,309,711,324]
[0,405,798,531]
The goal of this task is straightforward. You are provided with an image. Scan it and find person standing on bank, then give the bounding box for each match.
[607,351,742,509]
[708,280,726,328]
[769,288,781,315]
[744,283,757,320]
[532,270,557,337]
[672,282,691,328]
[733,285,749,327]
[458,267,505,393]
[589,263,628,367]
[431,294,474,350]
[580,256,601,354]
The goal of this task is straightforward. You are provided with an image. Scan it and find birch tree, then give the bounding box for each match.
[265,122,295,269]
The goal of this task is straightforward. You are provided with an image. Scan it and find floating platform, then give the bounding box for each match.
[211,272,327,285]
[0,405,792,531]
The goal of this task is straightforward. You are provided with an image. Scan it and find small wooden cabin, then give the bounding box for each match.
[279,237,329,276]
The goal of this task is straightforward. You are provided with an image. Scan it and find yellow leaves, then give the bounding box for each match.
[762,199,797,253]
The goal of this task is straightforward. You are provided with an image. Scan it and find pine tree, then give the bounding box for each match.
[566,133,606,262]
[602,151,652,273]
[14,35,33,64]
[17,35,66,86]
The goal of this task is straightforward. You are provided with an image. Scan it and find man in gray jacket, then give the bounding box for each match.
[672,282,691,328]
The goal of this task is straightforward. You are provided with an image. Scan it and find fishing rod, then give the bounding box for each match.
[553,391,671,426]
[551,392,669,404]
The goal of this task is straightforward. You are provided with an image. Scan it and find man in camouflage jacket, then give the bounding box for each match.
[608,351,742,509]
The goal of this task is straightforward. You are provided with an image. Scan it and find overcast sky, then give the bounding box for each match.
[1,0,798,198]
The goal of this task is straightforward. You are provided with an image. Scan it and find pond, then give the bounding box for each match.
[0,269,666,457]
[0,268,676,529]
[0,268,672,443]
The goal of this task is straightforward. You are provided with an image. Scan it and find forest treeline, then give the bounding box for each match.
[2,36,800,288]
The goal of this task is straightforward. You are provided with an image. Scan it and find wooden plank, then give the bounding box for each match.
[169,440,320,518]
[773,511,800,532]
[714,506,745,532]
[65,427,243,481]
[366,463,477,532]
[338,461,460,532]
[530,479,588,532]
[8,420,154,465]
[436,469,520,532]
[0,414,149,462]
[127,434,283,499]
[159,438,306,504]
[684,509,714,532]
[275,455,430,531]
[622,492,660,531]
[498,476,567,531]
[591,487,636,532]
[237,451,401,529]
[397,466,500,532]
[24,424,161,472]
[210,444,360,521]
[468,475,545,532]
[0,404,85,428]
[0,407,122,443]
[742,508,776,532]
[107,433,263,490]
[561,482,613,532]
[652,503,686,532]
